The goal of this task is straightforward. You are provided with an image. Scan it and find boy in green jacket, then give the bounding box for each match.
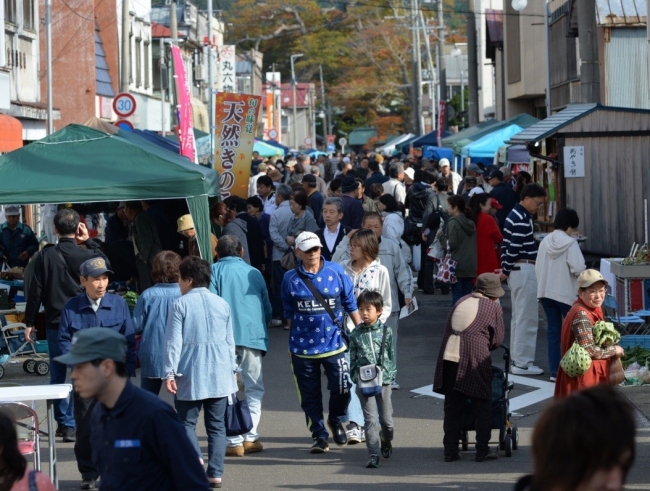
[349,290,396,468]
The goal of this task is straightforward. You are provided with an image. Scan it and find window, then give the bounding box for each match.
[22,0,33,30]
[5,0,17,24]
[144,41,150,89]
[135,37,141,87]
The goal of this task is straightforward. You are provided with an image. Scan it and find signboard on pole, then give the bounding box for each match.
[327,134,335,144]
[268,128,278,140]
[338,137,347,154]
[220,45,236,93]
[214,92,262,198]
[114,120,134,130]
[113,93,136,118]
[327,143,335,152]
[171,45,197,163]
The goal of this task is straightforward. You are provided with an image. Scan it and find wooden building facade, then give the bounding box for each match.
[510,103,650,257]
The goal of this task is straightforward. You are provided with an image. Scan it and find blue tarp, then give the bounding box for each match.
[133,129,180,154]
[422,146,454,161]
[460,125,525,158]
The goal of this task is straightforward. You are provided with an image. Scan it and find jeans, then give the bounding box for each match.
[508,265,539,367]
[451,278,474,307]
[540,298,572,377]
[344,352,364,427]
[175,397,228,479]
[73,392,98,480]
[140,377,163,395]
[442,361,492,457]
[271,260,286,319]
[356,385,393,455]
[290,351,350,440]
[228,347,264,446]
[46,328,75,428]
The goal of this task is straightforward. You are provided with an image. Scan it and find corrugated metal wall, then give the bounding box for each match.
[606,28,650,109]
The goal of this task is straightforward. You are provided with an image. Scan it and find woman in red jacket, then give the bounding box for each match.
[469,193,503,277]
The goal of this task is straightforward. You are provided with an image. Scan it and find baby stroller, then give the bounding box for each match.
[459,345,518,457]
[0,314,49,379]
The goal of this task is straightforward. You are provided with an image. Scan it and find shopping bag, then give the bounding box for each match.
[434,248,457,285]
[411,244,421,271]
[609,357,625,385]
[559,342,592,377]
[225,393,254,437]
[427,238,444,260]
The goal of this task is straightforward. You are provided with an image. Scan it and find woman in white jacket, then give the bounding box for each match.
[535,208,586,382]
[342,229,392,444]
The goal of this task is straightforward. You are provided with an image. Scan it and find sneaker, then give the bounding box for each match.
[366,454,380,468]
[310,438,329,453]
[243,440,263,453]
[55,425,65,437]
[80,479,97,490]
[475,450,498,462]
[346,426,362,445]
[444,453,460,462]
[380,433,392,458]
[511,363,544,376]
[225,445,245,457]
[359,427,366,442]
[63,427,76,443]
[269,318,283,327]
[550,376,557,382]
[208,477,222,488]
[327,419,348,446]
[390,382,401,390]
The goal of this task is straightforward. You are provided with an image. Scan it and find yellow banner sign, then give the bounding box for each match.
[214,92,261,198]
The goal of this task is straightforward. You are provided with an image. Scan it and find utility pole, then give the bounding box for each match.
[160,38,166,135]
[467,0,479,125]
[207,0,214,165]
[410,0,421,135]
[420,12,437,133]
[121,0,130,92]
[170,1,178,41]
[437,0,447,132]
[290,53,304,149]
[45,0,52,134]
[319,65,328,145]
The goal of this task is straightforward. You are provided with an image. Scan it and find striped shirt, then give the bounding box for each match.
[500,203,537,275]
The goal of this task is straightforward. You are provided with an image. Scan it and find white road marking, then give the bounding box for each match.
[411,375,556,411]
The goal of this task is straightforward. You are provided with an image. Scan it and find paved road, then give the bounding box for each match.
[4,286,650,490]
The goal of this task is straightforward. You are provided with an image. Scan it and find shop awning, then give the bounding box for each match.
[461,124,525,158]
[509,104,599,143]
[0,115,23,152]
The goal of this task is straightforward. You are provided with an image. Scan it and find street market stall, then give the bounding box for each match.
[0,124,220,260]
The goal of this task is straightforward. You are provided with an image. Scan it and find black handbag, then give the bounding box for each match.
[224,393,254,437]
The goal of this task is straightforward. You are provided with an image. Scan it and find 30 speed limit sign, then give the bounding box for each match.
[113,93,137,118]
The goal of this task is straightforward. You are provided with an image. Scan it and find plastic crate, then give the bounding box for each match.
[34,340,48,353]
[620,336,650,350]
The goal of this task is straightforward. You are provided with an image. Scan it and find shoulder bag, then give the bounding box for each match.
[280,248,298,270]
[296,269,349,346]
[357,325,388,397]
[434,245,458,285]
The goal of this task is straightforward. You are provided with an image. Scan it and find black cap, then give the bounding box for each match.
[302,174,317,184]
[487,170,504,181]
[341,175,359,193]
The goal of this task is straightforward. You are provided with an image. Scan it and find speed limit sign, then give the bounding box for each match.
[113,93,137,118]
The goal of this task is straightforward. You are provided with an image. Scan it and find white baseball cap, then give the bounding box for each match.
[295,232,323,251]
[468,187,485,197]
[439,158,450,167]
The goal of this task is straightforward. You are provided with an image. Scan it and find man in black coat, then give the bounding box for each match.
[315,197,349,262]
[488,169,519,230]
[223,196,265,274]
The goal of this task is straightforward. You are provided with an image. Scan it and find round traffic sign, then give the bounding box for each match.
[304,137,313,146]
[327,143,336,152]
[113,93,136,118]
[338,137,347,146]
[114,120,134,130]
[268,128,278,140]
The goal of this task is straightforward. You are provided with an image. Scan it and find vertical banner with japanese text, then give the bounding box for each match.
[214,92,261,198]
[219,45,236,93]
[171,45,197,163]
[437,101,446,148]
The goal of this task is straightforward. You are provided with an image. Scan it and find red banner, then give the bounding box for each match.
[171,45,197,163]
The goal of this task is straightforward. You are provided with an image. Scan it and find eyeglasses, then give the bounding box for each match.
[584,288,606,297]
[349,243,360,249]
[532,198,545,208]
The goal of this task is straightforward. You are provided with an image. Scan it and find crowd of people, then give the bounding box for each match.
[0,149,636,490]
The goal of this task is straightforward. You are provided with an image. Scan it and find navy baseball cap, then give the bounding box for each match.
[79,258,113,277]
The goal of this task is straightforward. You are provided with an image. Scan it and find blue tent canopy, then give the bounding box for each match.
[256,138,290,155]
[132,129,180,154]
[410,130,453,148]
[422,146,454,161]
[461,125,524,158]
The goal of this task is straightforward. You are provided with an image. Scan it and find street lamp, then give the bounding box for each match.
[451,46,465,117]
[290,53,304,149]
